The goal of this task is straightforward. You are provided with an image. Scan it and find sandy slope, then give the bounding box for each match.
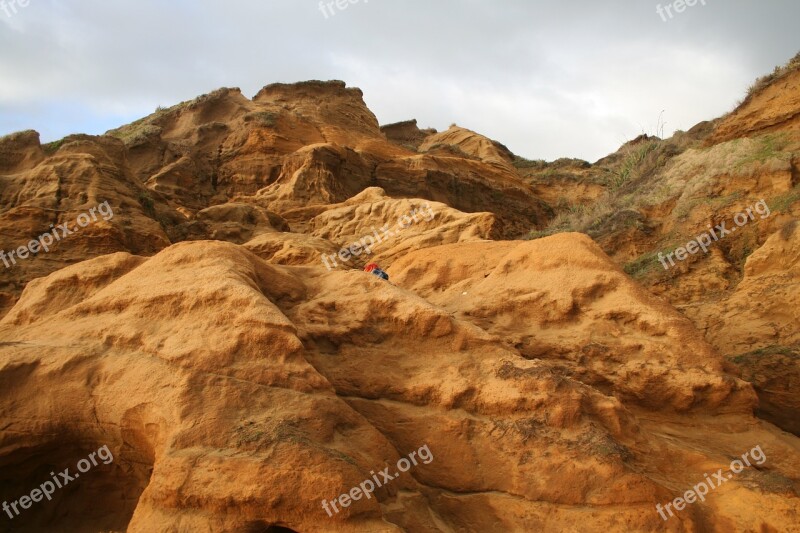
[0,236,798,532]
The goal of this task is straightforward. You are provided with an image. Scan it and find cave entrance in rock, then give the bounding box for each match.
[0,438,153,532]
[245,522,299,533]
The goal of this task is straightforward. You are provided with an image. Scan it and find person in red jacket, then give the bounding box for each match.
[364,263,389,281]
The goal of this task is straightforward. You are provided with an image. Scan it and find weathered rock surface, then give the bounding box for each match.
[1,238,798,532]
[1,71,800,532]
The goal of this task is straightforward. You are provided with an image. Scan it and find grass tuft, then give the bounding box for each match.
[137,190,156,217]
[244,111,280,128]
[744,51,800,103]
[42,138,68,155]
[602,139,660,190]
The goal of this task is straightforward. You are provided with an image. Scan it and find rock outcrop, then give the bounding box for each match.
[1,69,800,532]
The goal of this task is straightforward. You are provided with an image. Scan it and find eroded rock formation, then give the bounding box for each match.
[1,70,799,532]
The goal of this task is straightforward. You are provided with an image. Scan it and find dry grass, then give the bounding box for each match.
[771,184,800,214]
[600,139,661,189]
[106,87,237,147]
[743,51,800,104]
[244,111,280,128]
[0,129,39,142]
[512,156,548,170]
[526,136,683,240]
[527,129,795,259]
[652,133,793,215]
[424,143,475,160]
[623,245,679,279]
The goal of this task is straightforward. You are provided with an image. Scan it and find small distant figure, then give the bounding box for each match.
[364,263,389,281]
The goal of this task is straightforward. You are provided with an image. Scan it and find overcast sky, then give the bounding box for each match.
[0,0,798,162]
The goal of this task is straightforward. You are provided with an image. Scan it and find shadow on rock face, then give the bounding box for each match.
[244,523,300,533]
[0,437,153,533]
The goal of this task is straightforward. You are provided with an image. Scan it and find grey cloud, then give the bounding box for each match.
[0,0,797,160]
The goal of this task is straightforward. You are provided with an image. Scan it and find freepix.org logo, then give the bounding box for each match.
[3,445,114,521]
[657,200,770,270]
[0,201,115,270]
[1,0,31,18]
[321,444,433,517]
[656,0,707,22]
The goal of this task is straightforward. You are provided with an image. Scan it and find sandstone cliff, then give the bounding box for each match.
[1,67,799,532]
